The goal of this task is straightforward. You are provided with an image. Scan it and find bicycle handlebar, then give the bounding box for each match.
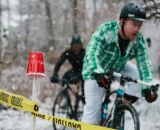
[113,72,159,87]
[113,72,149,86]
[93,71,159,92]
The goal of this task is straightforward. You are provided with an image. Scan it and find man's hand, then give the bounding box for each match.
[50,73,59,83]
[93,73,111,88]
[142,85,158,103]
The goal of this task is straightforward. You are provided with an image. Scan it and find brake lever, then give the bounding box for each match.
[151,84,159,92]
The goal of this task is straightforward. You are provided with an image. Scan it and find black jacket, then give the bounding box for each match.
[53,48,85,74]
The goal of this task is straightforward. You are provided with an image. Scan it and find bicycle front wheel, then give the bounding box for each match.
[114,104,140,130]
[105,104,140,130]
[52,89,72,130]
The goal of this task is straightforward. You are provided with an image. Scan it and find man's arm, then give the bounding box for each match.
[135,34,153,83]
[135,34,158,103]
[53,50,68,74]
[82,27,107,79]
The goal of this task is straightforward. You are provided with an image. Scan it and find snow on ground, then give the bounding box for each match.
[0,100,53,130]
[0,65,160,130]
[0,89,160,130]
[0,110,52,130]
[135,97,160,130]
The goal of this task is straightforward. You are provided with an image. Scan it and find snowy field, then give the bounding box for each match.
[0,100,54,130]
[0,90,160,130]
[0,65,160,130]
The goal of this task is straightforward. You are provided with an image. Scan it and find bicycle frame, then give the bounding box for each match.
[96,71,159,130]
[59,80,84,120]
[102,88,124,126]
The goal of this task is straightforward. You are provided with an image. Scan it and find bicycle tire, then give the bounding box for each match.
[52,89,72,130]
[105,104,140,130]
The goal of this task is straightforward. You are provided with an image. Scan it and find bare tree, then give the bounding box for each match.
[81,0,86,33]
[0,0,2,62]
[62,0,70,43]
[7,0,11,29]
[142,0,160,19]
[93,0,97,27]
[77,0,86,34]
[43,0,54,49]
[18,0,23,25]
[72,0,86,34]
[0,0,1,28]
[72,0,78,34]
[24,0,31,51]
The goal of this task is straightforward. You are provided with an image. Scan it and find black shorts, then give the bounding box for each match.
[62,69,82,84]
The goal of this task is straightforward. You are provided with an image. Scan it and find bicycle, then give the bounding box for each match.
[52,78,85,130]
[93,71,159,130]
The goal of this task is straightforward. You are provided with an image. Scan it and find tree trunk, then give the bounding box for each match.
[43,0,55,49]
[82,0,86,34]
[93,0,97,27]
[63,9,68,45]
[72,0,86,34]
[24,1,31,51]
[0,0,2,62]
[19,0,22,26]
[72,0,78,34]
[7,0,11,29]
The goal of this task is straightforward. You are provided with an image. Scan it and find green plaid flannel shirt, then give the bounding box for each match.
[82,20,153,83]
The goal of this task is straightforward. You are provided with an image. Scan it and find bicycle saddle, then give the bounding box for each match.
[123,93,139,104]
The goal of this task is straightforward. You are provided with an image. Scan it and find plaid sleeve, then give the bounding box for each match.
[135,34,153,82]
[82,26,107,78]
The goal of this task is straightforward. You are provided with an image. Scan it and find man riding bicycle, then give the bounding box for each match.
[81,3,158,125]
[50,34,85,101]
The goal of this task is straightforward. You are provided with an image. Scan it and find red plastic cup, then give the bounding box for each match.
[26,52,46,78]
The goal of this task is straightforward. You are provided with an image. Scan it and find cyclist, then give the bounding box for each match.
[81,3,158,125]
[50,34,85,101]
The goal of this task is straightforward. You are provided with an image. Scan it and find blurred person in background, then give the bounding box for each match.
[50,34,85,102]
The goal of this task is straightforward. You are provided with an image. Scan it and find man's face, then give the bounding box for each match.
[71,44,82,55]
[124,19,143,41]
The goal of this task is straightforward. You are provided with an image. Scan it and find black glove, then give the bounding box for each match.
[142,88,158,103]
[50,73,59,83]
[94,73,111,88]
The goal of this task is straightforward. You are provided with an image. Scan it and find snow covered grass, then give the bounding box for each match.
[0,65,160,130]
[0,108,53,130]
[0,94,160,130]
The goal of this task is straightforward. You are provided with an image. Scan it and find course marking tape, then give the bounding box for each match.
[0,89,115,130]
[0,89,39,112]
[32,111,115,130]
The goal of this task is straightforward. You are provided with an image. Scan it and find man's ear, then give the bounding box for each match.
[119,18,123,26]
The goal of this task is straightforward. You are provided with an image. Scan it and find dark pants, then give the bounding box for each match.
[63,69,82,84]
